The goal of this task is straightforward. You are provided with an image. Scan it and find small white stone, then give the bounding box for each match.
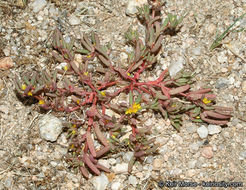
[128,175,138,187]
[0,105,8,114]
[197,125,208,139]
[49,5,59,17]
[112,163,128,174]
[188,160,197,169]
[111,182,122,190]
[38,115,63,142]
[108,158,116,165]
[241,81,246,93]
[37,14,43,21]
[239,151,246,160]
[208,124,222,135]
[91,173,109,190]
[50,161,58,167]
[30,0,47,13]
[192,46,202,56]
[98,159,110,169]
[168,56,185,78]
[125,0,148,17]
[69,14,81,25]
[123,152,134,162]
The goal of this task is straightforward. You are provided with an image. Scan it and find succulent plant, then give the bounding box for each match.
[15,0,232,178]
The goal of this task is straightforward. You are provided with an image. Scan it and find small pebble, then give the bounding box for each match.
[208,124,222,135]
[69,14,81,25]
[38,115,63,142]
[169,56,185,78]
[30,0,47,13]
[112,163,128,174]
[201,146,213,159]
[241,81,246,93]
[91,173,109,190]
[128,175,138,187]
[197,125,208,139]
[153,158,163,170]
[238,151,246,160]
[111,182,122,190]
[125,0,147,17]
[123,152,134,162]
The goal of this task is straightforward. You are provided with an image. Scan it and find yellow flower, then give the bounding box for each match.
[64,65,68,71]
[27,91,32,96]
[202,97,211,104]
[127,73,131,76]
[38,100,45,105]
[71,130,76,135]
[76,100,80,104]
[84,72,88,76]
[125,102,141,114]
[70,144,75,149]
[72,124,76,128]
[86,54,92,58]
[111,135,116,139]
[100,91,106,96]
[196,116,200,119]
[21,84,26,90]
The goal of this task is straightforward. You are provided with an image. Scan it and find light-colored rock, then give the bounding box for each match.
[197,125,208,139]
[239,151,246,160]
[125,0,147,17]
[128,175,138,187]
[0,57,14,70]
[192,46,202,56]
[241,81,246,93]
[123,152,134,162]
[153,158,163,170]
[168,56,185,78]
[38,115,63,142]
[49,5,59,17]
[208,124,222,135]
[112,163,128,174]
[108,158,116,165]
[188,160,197,169]
[98,159,110,169]
[91,173,109,190]
[201,146,213,159]
[69,14,81,25]
[30,0,47,13]
[0,105,8,114]
[105,109,121,118]
[111,182,122,190]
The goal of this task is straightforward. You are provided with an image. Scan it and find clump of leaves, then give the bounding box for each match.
[15,0,232,178]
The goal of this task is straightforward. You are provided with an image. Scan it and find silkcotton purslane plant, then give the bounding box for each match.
[15,0,232,178]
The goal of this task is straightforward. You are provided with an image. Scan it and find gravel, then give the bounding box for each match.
[197,125,209,139]
[38,114,63,142]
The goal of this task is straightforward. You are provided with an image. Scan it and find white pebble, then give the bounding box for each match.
[112,163,128,174]
[111,182,122,190]
[241,81,246,93]
[38,115,63,142]
[30,0,47,13]
[128,175,138,187]
[197,125,208,139]
[125,0,148,17]
[208,124,222,135]
[168,56,185,78]
[69,14,81,25]
[91,173,109,190]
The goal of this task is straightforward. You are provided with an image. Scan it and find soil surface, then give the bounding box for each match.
[0,0,245,189]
